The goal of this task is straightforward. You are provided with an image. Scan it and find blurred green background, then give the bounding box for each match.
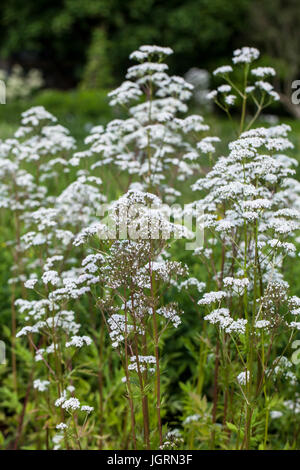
[0,0,300,129]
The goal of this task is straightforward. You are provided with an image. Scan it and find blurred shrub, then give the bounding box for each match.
[0,65,43,101]
[184,68,212,111]
[0,89,114,141]
[81,28,114,89]
[33,89,112,121]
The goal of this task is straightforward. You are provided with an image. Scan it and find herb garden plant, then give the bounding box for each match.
[0,45,299,450]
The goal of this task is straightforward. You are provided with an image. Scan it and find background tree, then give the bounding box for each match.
[248,0,300,118]
[0,0,250,87]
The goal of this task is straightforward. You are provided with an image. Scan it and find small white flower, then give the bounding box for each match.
[56,423,68,430]
[42,270,60,286]
[33,379,50,392]
[81,405,94,414]
[24,278,38,289]
[61,398,81,411]
[232,47,260,64]
[217,84,231,93]
[213,65,233,76]
[251,67,276,78]
[237,371,250,386]
[270,411,283,419]
[65,335,92,348]
[206,90,217,100]
[225,94,236,105]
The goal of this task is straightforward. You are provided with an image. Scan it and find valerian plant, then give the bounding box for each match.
[0,106,75,398]
[72,45,217,202]
[0,45,299,450]
[191,47,300,449]
[73,189,192,449]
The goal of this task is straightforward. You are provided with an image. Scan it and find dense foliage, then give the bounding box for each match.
[0,0,250,86]
[0,44,299,451]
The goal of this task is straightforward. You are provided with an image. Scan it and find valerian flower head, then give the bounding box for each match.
[78,45,215,198]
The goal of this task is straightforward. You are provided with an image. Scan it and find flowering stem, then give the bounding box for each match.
[124,298,137,450]
[210,339,220,449]
[11,283,18,393]
[239,64,249,134]
[72,414,82,450]
[98,320,104,450]
[130,290,150,449]
[149,256,163,446]
[262,331,269,449]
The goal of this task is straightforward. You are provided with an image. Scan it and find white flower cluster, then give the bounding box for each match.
[128,355,156,373]
[4,44,299,449]
[0,105,102,443]
[204,308,247,334]
[193,57,300,371]
[33,379,50,392]
[73,45,215,200]
[207,46,280,109]
[55,390,93,415]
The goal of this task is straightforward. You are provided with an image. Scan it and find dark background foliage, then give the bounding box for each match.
[1,0,297,88]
